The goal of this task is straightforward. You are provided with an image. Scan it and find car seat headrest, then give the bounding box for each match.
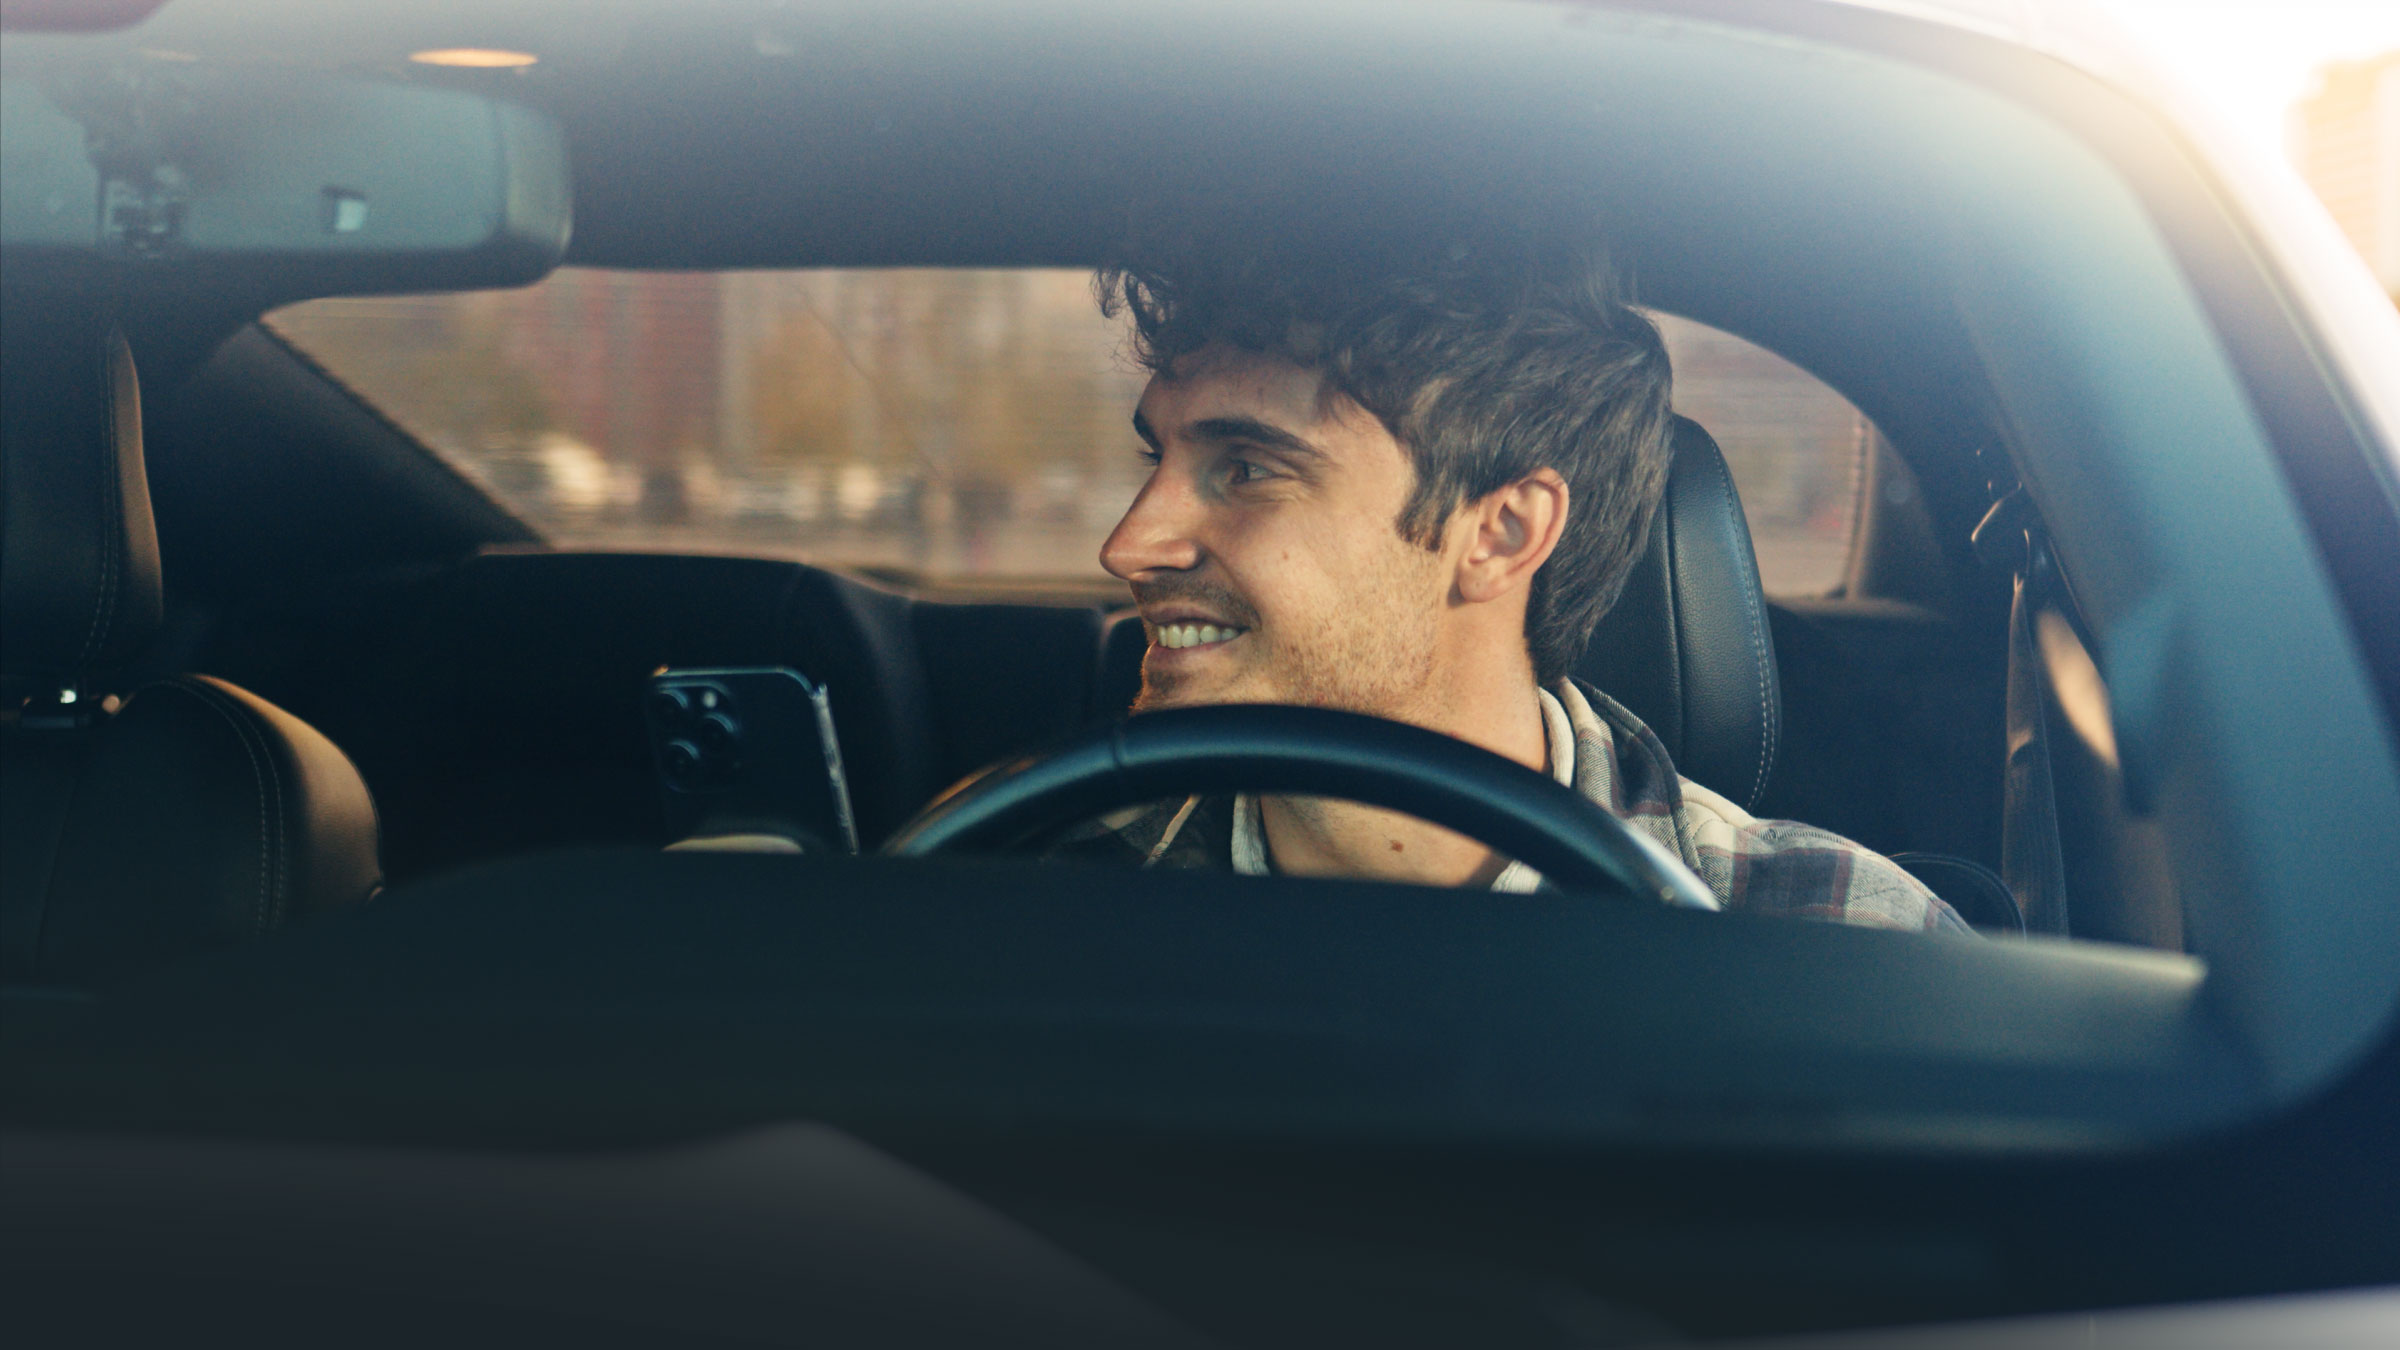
[0,675,383,983]
[0,324,164,686]
[1576,416,1782,811]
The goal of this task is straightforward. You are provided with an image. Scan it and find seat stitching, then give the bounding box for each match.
[1664,459,1694,763]
[163,681,277,934]
[1759,625,1782,811]
[210,682,288,932]
[75,345,123,669]
[206,682,290,931]
[1705,447,1775,810]
[155,680,277,935]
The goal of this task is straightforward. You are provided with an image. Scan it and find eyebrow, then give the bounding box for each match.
[1186,416,1324,461]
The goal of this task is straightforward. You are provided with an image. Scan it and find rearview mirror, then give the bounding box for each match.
[1,57,569,298]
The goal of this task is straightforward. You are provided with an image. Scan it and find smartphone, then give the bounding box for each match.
[642,666,859,853]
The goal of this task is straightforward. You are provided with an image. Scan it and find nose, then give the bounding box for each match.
[1100,467,1205,582]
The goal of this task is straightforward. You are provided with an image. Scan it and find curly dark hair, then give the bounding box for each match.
[1096,229,1674,685]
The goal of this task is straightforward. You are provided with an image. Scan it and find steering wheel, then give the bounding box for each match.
[880,705,1717,907]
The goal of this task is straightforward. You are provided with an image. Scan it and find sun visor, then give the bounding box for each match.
[1,61,568,299]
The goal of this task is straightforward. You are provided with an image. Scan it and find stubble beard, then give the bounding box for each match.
[1132,551,1452,855]
[1132,558,1444,724]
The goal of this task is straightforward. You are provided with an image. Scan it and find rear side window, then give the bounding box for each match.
[1654,314,1869,596]
[268,270,1866,593]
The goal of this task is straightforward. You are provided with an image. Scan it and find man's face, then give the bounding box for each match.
[1101,344,1456,719]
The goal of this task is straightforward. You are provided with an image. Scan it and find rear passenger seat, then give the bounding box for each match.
[199,550,1123,883]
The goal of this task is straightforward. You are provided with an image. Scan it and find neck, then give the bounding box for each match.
[1261,662,1551,888]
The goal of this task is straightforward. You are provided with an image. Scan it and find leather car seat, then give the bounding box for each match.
[1573,416,1781,810]
[1,324,382,987]
[1096,415,1786,810]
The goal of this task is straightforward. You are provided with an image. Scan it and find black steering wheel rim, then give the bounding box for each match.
[880,705,1716,907]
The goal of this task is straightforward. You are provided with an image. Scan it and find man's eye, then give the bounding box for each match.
[1227,458,1269,484]
[1134,445,1162,467]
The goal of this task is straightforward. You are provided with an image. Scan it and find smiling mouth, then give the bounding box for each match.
[1152,622,1248,650]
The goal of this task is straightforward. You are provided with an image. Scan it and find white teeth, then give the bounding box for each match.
[1156,623,1244,650]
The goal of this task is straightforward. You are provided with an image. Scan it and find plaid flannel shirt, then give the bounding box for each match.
[1061,680,1971,934]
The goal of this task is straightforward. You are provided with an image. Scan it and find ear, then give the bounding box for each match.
[1453,469,1569,606]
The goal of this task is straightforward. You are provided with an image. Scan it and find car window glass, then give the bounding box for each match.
[1653,313,1870,596]
[268,269,1867,592]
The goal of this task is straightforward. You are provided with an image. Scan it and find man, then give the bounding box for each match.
[1075,231,1968,933]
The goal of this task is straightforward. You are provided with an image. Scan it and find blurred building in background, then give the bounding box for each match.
[2289,50,2400,302]
[271,269,1874,596]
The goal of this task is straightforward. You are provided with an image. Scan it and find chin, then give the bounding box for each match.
[1133,669,1265,714]
[1130,680,1207,714]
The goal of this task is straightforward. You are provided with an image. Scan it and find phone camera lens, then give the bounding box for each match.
[662,738,705,789]
[649,687,693,730]
[696,712,739,758]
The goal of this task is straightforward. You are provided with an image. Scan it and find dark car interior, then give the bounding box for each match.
[6,2,2400,1346]
[12,313,2042,968]
[7,302,2027,987]
[16,0,2269,989]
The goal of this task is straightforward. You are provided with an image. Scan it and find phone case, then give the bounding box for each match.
[643,666,860,853]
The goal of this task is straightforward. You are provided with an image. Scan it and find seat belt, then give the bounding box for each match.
[1973,491,2069,937]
